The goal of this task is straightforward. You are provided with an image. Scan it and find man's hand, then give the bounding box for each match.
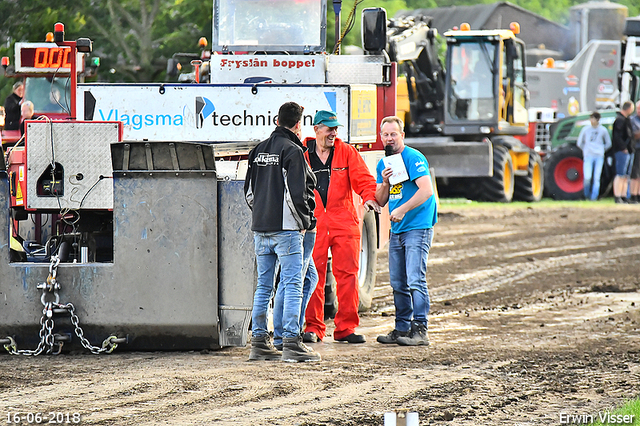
[364,199,382,214]
[389,208,405,223]
[381,167,393,184]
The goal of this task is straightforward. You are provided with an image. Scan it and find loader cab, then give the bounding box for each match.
[443,28,528,137]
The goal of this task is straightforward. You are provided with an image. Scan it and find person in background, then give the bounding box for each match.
[611,101,635,203]
[302,110,380,344]
[375,116,437,346]
[628,101,640,204]
[20,101,35,136]
[3,81,24,131]
[576,111,611,201]
[244,101,320,363]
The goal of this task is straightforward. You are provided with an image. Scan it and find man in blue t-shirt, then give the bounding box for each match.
[375,116,438,346]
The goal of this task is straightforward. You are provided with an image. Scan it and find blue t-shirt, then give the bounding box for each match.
[376,146,438,234]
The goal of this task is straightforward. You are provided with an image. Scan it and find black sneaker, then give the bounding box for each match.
[397,322,429,346]
[376,329,409,344]
[334,333,366,343]
[248,335,281,361]
[282,335,321,362]
[303,332,320,343]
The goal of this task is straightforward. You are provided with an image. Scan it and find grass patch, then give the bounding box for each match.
[591,399,640,425]
[438,197,619,209]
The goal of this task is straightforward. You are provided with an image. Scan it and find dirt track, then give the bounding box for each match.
[2,202,640,425]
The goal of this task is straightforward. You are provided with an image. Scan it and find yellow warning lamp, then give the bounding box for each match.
[45,32,54,42]
[460,23,471,31]
[509,22,521,35]
[198,37,208,49]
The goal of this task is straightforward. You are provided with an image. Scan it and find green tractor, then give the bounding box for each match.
[543,111,617,200]
[542,16,640,200]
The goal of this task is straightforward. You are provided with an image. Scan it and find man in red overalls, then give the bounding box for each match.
[302,110,380,343]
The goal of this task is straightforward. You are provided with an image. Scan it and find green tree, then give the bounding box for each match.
[82,0,212,82]
[328,0,412,52]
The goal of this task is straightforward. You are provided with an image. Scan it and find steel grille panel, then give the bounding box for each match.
[326,55,386,84]
[25,121,119,210]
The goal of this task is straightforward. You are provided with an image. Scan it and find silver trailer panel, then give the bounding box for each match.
[0,141,255,352]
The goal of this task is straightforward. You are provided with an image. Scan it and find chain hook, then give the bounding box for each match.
[3,336,17,354]
[101,336,120,353]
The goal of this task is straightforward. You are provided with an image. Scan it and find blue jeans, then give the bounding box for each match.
[388,228,434,332]
[583,155,604,200]
[252,231,304,339]
[273,231,318,346]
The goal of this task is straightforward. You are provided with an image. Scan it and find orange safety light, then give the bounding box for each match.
[509,22,521,35]
[543,57,555,68]
[1,57,9,67]
[460,23,471,31]
[45,32,54,42]
[198,37,208,48]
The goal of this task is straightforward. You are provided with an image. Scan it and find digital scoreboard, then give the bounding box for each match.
[14,42,84,74]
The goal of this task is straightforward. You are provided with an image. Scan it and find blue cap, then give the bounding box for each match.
[313,110,342,127]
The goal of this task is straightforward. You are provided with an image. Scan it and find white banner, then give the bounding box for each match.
[209,55,326,84]
[78,83,350,143]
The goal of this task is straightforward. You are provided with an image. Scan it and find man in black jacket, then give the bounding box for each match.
[3,81,24,131]
[612,101,635,203]
[244,101,320,362]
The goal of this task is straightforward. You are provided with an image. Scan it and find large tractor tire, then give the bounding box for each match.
[514,151,544,202]
[479,145,514,202]
[543,144,583,200]
[357,211,377,312]
[324,260,338,320]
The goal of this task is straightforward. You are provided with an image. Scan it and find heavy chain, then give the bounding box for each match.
[3,304,55,356]
[60,302,120,354]
[3,256,121,356]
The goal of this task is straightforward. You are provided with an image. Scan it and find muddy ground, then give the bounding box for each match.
[2,202,640,425]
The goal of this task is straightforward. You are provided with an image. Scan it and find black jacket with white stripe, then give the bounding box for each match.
[244,126,316,232]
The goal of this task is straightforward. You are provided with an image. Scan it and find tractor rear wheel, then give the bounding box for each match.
[514,151,544,202]
[324,260,338,320]
[543,144,583,200]
[357,211,377,312]
[480,145,514,202]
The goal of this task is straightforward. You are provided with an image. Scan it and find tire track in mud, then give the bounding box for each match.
[393,217,640,304]
[3,206,640,426]
[433,244,640,301]
[107,365,501,426]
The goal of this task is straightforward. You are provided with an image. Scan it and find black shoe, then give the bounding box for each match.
[377,329,409,344]
[248,335,281,361]
[303,331,320,343]
[615,197,628,204]
[397,322,429,346]
[334,333,366,344]
[282,335,321,362]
